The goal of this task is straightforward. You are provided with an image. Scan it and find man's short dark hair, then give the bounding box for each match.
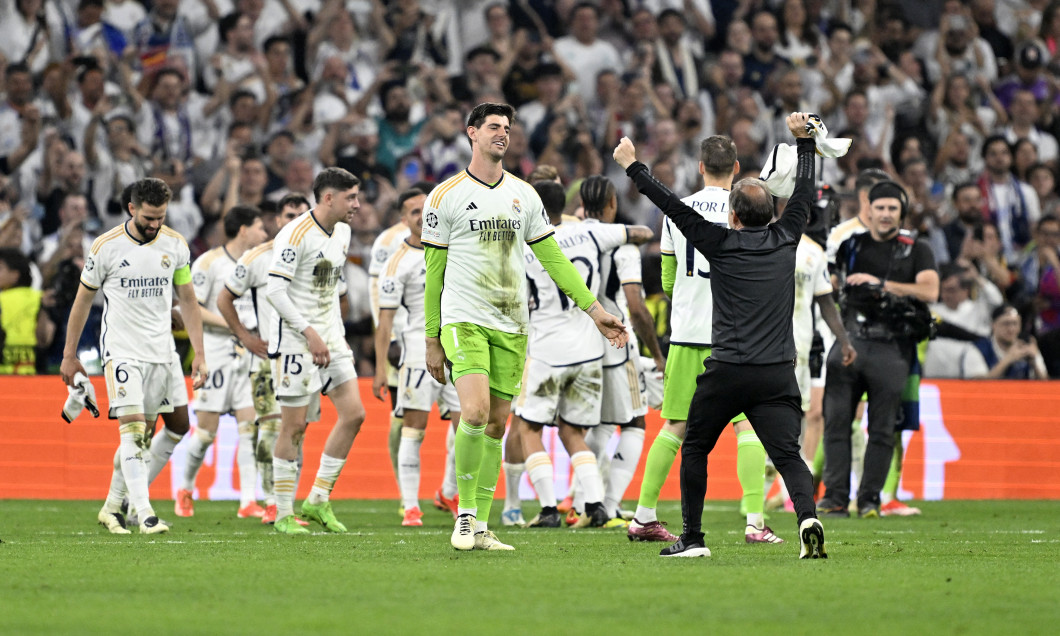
[981,134,1012,159]
[952,181,979,201]
[223,205,260,239]
[855,168,891,193]
[154,67,185,86]
[730,180,774,226]
[4,62,30,79]
[263,35,289,53]
[277,193,310,212]
[533,180,566,221]
[580,175,616,217]
[398,187,426,210]
[0,248,32,288]
[658,8,684,24]
[466,102,516,130]
[569,1,600,19]
[1037,213,1060,231]
[130,178,172,209]
[699,135,737,177]
[843,89,868,107]
[120,183,135,214]
[828,21,853,38]
[312,167,360,201]
[991,303,1019,323]
[465,45,501,64]
[229,88,257,109]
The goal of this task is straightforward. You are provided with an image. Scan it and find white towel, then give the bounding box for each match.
[759,114,851,197]
[62,372,100,422]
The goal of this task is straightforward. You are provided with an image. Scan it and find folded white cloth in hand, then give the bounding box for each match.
[62,372,100,422]
[759,114,851,197]
[639,356,665,411]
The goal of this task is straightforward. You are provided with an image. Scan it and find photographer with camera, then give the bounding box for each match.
[819,180,939,518]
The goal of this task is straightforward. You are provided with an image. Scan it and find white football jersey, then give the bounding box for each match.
[193,245,258,337]
[225,240,275,335]
[377,240,429,366]
[826,216,867,266]
[524,222,628,366]
[660,185,730,347]
[793,235,833,360]
[597,234,643,367]
[368,221,411,327]
[267,210,351,354]
[421,170,554,335]
[81,223,190,364]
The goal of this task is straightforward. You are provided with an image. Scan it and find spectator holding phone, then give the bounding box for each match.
[969,304,1049,379]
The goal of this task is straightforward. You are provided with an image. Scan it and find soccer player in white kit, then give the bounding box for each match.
[373,187,463,526]
[178,205,268,519]
[577,175,666,524]
[794,233,856,475]
[61,178,207,534]
[512,179,653,528]
[368,209,411,504]
[218,194,310,524]
[267,167,367,535]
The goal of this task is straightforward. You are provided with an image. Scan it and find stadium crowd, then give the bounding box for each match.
[2,0,1059,380]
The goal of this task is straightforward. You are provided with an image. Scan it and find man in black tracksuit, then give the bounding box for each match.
[613,112,826,559]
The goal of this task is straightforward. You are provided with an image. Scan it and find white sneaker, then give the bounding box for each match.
[500,508,526,527]
[451,513,476,550]
[474,530,515,551]
[139,515,170,535]
[98,510,131,535]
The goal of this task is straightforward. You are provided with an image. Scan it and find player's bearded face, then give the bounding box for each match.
[133,203,166,240]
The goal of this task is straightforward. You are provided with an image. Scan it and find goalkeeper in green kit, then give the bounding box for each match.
[422,103,628,551]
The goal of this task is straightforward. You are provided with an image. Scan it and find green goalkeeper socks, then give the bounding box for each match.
[736,429,766,518]
[636,430,682,510]
[475,435,503,525]
[882,433,904,500]
[454,419,486,515]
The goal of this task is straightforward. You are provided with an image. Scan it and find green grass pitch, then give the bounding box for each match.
[2,500,1057,635]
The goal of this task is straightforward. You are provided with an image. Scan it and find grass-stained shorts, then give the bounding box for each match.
[661,344,747,424]
[441,322,527,401]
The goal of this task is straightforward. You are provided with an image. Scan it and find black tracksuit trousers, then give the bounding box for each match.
[680,358,817,540]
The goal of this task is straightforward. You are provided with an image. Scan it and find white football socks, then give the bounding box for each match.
[526,451,556,508]
[147,427,184,484]
[570,450,604,506]
[182,427,215,491]
[502,461,525,511]
[236,420,257,508]
[398,427,425,510]
[604,427,645,514]
[118,422,154,521]
[273,457,298,520]
[307,453,346,505]
[441,423,458,498]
